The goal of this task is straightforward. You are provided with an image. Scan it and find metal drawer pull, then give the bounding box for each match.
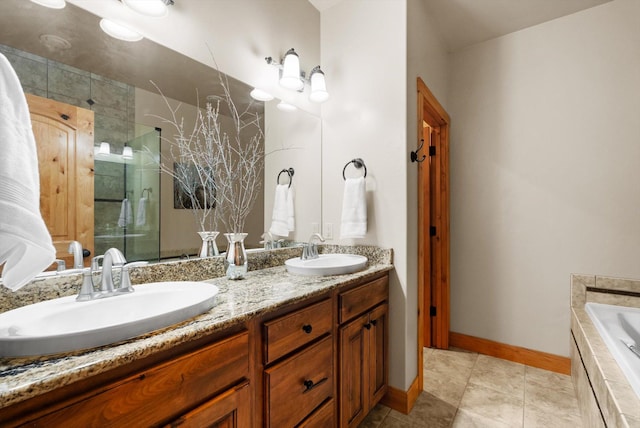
[364,323,372,330]
[303,377,328,393]
[302,324,313,334]
[371,319,378,326]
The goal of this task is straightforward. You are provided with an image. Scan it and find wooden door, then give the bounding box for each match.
[417,77,450,383]
[368,303,388,406]
[26,94,94,269]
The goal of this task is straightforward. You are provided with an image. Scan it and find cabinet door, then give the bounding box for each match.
[339,313,370,428]
[166,381,250,428]
[368,303,388,406]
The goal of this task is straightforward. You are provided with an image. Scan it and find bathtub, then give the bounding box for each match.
[585,302,640,400]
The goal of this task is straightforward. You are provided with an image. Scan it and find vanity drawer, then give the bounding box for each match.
[263,298,332,364]
[339,276,388,323]
[298,398,335,427]
[264,335,333,427]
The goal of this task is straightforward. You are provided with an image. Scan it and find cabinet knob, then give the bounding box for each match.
[364,323,372,330]
[302,324,313,334]
[371,319,378,326]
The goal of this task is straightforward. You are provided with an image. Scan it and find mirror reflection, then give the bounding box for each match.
[0,0,321,272]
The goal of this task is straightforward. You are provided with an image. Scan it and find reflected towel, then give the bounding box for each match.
[286,186,295,232]
[118,198,133,227]
[136,197,147,226]
[0,53,56,291]
[269,184,293,237]
[340,177,367,239]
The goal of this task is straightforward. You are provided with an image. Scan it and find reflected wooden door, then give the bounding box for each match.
[26,94,94,269]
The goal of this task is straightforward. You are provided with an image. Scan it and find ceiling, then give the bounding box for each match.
[308,0,614,52]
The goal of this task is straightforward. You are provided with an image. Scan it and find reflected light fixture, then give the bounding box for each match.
[276,101,297,112]
[279,48,304,91]
[122,0,174,18]
[265,49,329,103]
[309,66,329,103]
[98,142,111,156]
[122,146,133,160]
[250,88,274,102]
[100,19,144,42]
[30,0,66,9]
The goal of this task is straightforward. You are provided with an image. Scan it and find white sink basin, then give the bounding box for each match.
[0,282,219,357]
[285,254,368,276]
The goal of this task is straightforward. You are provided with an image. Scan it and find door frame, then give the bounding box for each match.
[416,77,450,387]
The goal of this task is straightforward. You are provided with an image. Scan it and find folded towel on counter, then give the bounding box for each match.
[269,184,294,237]
[340,177,367,239]
[136,196,147,226]
[118,198,133,227]
[0,53,56,291]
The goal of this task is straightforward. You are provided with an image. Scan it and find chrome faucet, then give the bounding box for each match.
[68,241,84,269]
[260,231,275,250]
[95,248,127,294]
[301,233,325,260]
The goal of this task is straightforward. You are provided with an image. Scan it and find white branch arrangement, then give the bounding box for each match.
[150,74,264,234]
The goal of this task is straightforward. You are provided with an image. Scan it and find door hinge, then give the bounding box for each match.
[428,146,436,156]
[430,306,437,317]
[430,226,436,237]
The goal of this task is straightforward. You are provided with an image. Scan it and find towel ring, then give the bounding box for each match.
[277,168,295,188]
[342,158,367,181]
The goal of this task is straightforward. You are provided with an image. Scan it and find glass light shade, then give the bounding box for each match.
[122,146,133,159]
[309,68,329,103]
[30,0,66,9]
[98,142,111,155]
[279,49,304,91]
[250,88,274,102]
[99,19,144,42]
[122,0,169,18]
[276,101,297,112]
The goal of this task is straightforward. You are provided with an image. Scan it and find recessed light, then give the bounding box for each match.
[99,19,144,42]
[30,0,66,9]
[250,88,274,102]
[122,0,170,18]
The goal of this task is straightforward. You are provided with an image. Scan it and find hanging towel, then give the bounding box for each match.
[136,196,147,226]
[269,184,291,237]
[118,198,133,227]
[0,53,56,291]
[340,177,367,239]
[286,185,295,232]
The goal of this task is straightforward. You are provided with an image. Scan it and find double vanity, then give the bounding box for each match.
[0,245,392,427]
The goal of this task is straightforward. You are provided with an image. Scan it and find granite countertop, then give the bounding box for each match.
[0,261,393,410]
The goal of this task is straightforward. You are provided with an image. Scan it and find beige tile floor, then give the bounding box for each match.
[359,347,583,427]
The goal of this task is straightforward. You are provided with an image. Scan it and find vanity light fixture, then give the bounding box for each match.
[250,88,274,102]
[122,0,174,18]
[98,142,111,156]
[29,0,66,9]
[265,49,329,103]
[99,19,144,42]
[309,66,329,103]
[122,146,133,160]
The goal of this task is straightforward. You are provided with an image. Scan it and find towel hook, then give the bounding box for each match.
[141,188,152,199]
[277,168,295,188]
[410,139,427,163]
[342,158,367,181]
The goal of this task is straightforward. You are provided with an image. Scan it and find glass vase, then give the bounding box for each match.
[224,232,248,280]
[197,231,219,258]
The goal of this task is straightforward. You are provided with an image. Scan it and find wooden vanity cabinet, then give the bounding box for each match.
[260,298,336,427]
[338,276,389,428]
[4,330,251,428]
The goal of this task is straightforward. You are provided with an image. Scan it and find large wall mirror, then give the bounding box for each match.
[0,0,321,270]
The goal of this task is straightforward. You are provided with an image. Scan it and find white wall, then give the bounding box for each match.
[449,0,640,356]
[322,0,411,389]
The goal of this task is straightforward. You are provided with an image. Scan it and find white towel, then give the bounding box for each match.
[0,53,56,291]
[286,186,295,232]
[118,198,133,227]
[340,177,367,239]
[269,184,293,237]
[136,197,147,226]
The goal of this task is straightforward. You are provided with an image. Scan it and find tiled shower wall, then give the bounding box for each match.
[0,44,135,256]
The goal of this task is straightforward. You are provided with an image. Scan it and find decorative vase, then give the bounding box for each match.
[197,231,220,258]
[224,232,248,280]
